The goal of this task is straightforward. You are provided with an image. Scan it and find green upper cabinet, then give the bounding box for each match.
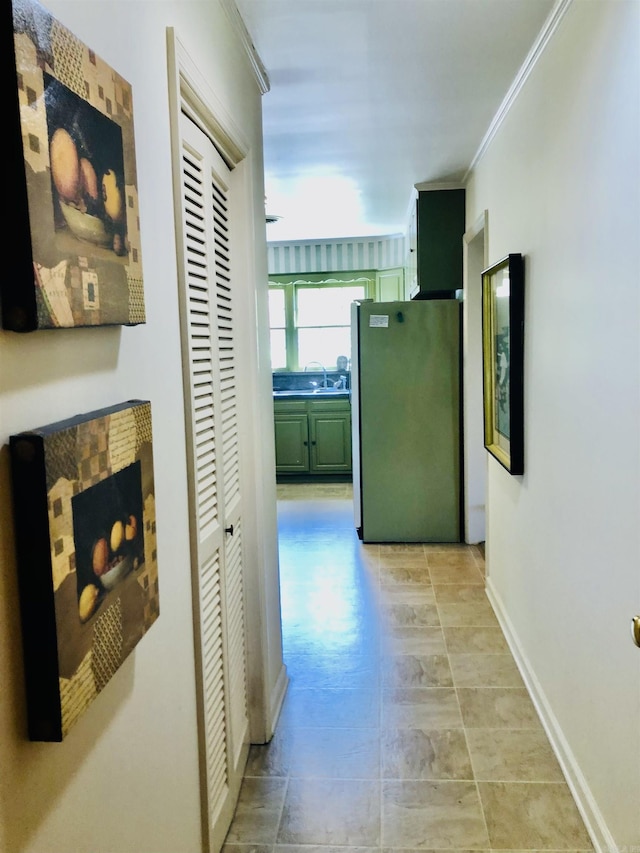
[375,268,405,302]
[414,188,465,297]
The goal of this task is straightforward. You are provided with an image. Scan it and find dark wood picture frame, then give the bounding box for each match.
[481,253,525,474]
[10,401,159,740]
[3,0,145,331]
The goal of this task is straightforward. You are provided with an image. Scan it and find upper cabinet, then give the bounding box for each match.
[410,187,466,299]
[375,268,405,302]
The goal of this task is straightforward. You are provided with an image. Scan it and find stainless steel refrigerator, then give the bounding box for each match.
[351,298,461,543]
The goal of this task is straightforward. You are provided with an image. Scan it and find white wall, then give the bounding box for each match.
[466,0,640,846]
[0,2,281,852]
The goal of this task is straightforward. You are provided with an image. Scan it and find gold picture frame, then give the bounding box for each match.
[481,253,525,474]
[4,0,145,331]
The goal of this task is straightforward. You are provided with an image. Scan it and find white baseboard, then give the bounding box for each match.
[485,578,618,853]
[268,662,289,739]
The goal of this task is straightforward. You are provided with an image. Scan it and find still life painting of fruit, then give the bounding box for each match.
[9,401,159,741]
[46,77,128,257]
[72,460,145,624]
[3,0,145,331]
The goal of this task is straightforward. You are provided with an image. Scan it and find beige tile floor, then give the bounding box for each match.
[223,481,593,852]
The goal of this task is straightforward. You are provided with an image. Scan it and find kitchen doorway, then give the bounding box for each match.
[462,211,488,546]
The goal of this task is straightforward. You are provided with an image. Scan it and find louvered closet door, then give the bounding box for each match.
[177,112,249,853]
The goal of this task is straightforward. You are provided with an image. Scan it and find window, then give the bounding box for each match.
[268,275,374,371]
[268,287,287,369]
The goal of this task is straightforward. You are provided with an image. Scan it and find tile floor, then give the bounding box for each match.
[223,481,593,852]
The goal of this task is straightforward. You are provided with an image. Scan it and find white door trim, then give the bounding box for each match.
[462,211,488,546]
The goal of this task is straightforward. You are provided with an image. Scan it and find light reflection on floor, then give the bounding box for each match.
[222,480,593,852]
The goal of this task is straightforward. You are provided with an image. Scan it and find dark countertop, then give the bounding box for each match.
[273,389,350,399]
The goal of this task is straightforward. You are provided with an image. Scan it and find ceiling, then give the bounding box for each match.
[234,0,556,243]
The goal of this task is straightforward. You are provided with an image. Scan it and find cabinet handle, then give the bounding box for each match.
[303,440,309,446]
[224,524,234,536]
[311,440,317,445]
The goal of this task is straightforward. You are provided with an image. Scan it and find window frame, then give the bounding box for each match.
[268,273,375,372]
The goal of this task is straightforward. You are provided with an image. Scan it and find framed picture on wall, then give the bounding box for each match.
[3,0,145,331]
[481,253,525,474]
[9,401,159,741]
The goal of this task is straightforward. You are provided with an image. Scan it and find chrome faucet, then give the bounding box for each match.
[304,361,328,388]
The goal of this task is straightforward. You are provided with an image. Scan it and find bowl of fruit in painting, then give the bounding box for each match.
[59,201,112,247]
[50,127,125,252]
[91,514,140,591]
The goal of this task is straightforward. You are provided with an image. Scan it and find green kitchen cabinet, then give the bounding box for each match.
[308,409,352,471]
[274,410,309,472]
[375,268,405,302]
[274,397,352,475]
[413,188,465,297]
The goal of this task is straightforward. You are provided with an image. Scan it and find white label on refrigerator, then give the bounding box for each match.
[369,315,389,328]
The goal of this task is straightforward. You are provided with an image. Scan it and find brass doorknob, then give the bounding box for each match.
[632,616,640,648]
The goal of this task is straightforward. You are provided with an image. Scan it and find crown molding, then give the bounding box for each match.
[465,0,573,179]
[220,0,270,95]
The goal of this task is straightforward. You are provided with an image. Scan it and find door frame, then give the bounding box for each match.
[462,211,488,546]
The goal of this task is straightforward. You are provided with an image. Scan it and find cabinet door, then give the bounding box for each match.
[416,188,465,296]
[309,411,352,472]
[274,414,310,472]
[375,268,404,302]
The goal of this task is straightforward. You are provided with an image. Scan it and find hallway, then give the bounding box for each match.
[222,482,593,850]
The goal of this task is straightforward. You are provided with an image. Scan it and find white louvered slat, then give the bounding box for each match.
[209,172,241,517]
[200,550,228,813]
[224,520,248,766]
[183,145,219,540]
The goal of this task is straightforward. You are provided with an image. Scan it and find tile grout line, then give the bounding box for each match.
[375,545,384,849]
[273,770,291,847]
[430,550,492,848]
[231,489,595,851]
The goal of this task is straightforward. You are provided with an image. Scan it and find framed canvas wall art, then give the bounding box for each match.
[3,0,145,331]
[10,400,159,740]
